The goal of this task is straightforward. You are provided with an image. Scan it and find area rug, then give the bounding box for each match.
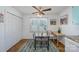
[19,40,59,52]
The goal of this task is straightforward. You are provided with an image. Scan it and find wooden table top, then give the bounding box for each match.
[51,32,64,36]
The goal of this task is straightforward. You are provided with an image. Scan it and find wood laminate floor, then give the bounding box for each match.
[7,39,27,52]
[52,39,65,52]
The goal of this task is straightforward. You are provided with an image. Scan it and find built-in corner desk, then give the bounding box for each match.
[51,32,65,47]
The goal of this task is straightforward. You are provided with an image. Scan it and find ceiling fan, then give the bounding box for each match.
[32,6,52,16]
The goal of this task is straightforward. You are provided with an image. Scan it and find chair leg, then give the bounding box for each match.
[40,40,42,48]
[47,42,49,51]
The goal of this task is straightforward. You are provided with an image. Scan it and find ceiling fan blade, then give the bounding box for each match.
[41,12,45,15]
[32,12,38,14]
[32,6,40,11]
[42,8,52,11]
[32,6,45,15]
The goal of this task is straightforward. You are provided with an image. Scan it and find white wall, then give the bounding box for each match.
[0,6,23,51]
[0,7,6,51]
[22,14,59,39]
[59,7,79,35]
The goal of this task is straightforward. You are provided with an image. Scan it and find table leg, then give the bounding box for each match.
[34,38,36,50]
[57,36,59,47]
[47,37,49,51]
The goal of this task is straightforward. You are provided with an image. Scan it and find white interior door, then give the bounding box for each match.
[0,22,5,51]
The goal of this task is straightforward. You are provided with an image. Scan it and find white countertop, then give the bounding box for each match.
[66,36,79,43]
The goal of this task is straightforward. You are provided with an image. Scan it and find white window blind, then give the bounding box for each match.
[31,18,48,32]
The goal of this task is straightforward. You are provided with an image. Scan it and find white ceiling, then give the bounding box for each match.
[13,6,69,15]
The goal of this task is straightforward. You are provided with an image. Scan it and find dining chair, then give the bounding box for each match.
[33,32,50,51]
[34,32,42,50]
[41,32,49,50]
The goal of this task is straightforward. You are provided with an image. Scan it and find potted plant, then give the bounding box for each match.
[58,27,61,33]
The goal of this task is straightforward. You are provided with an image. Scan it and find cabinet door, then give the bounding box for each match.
[65,37,71,52]
[68,42,79,52]
[65,47,70,52]
[65,37,79,52]
[0,23,5,51]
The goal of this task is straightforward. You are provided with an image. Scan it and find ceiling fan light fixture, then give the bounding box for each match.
[34,12,43,17]
[37,14,43,17]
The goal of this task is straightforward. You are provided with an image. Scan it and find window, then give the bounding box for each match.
[31,18,48,32]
